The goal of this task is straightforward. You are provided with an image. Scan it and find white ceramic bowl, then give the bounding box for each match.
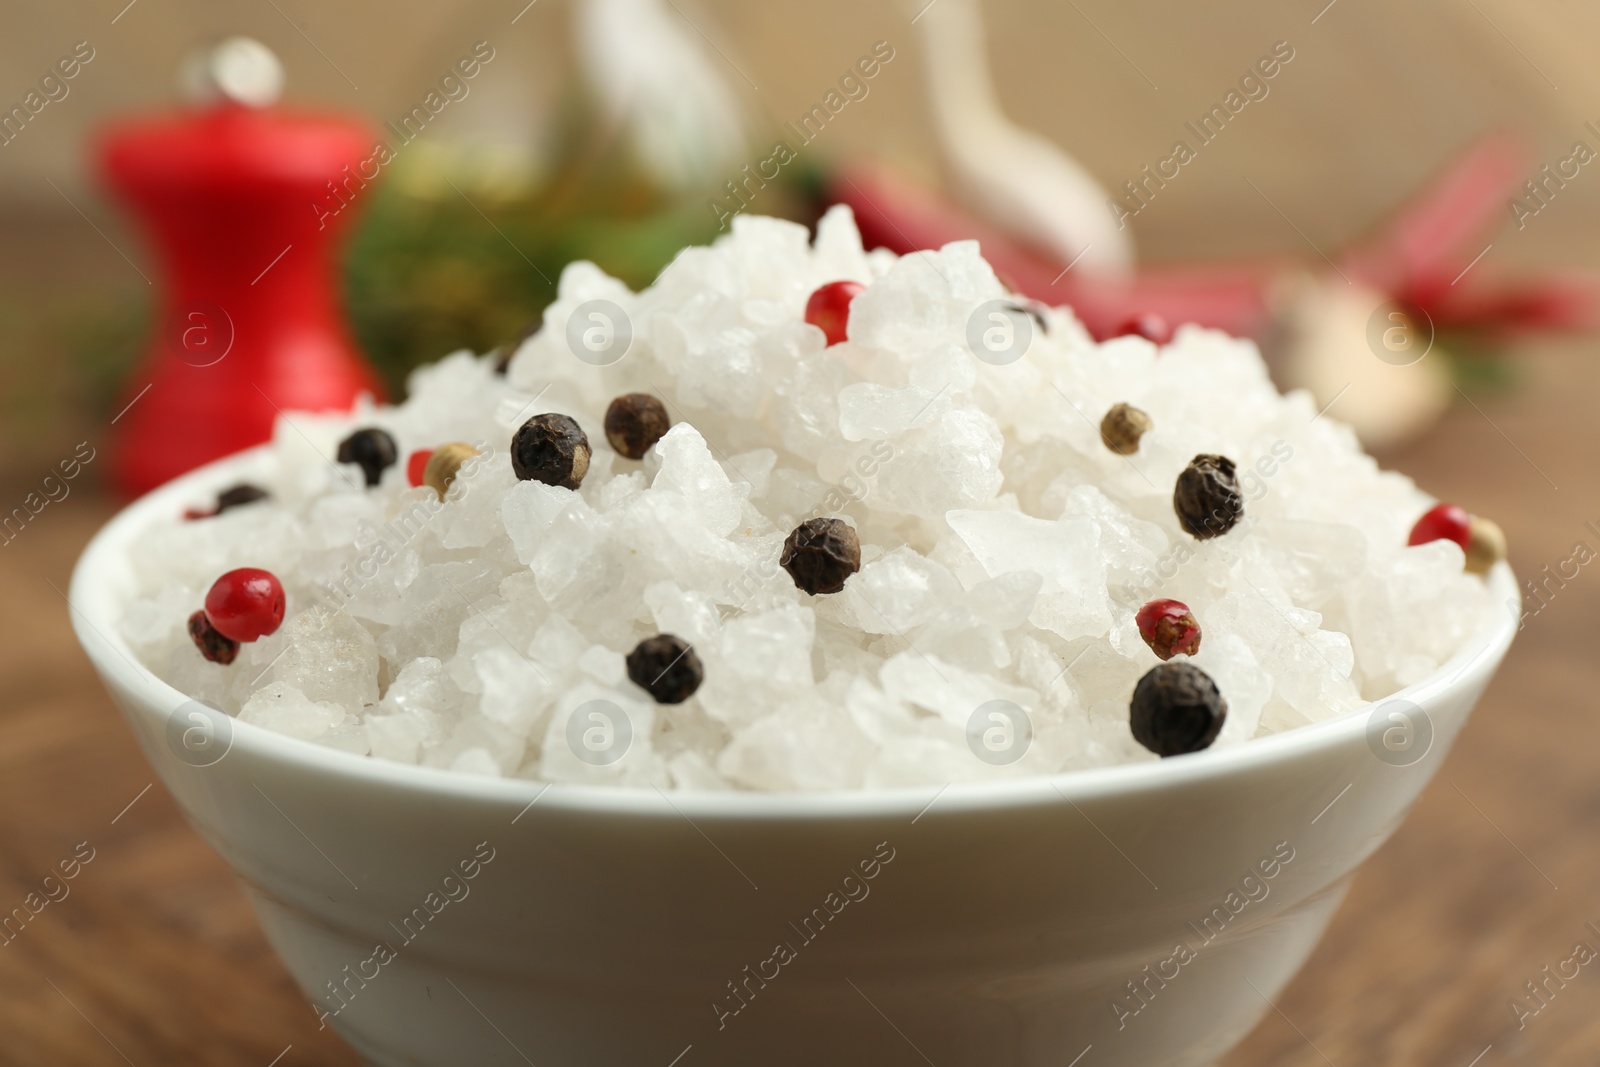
[71,449,1516,1067]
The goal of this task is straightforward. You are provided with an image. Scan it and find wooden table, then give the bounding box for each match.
[1,343,1597,1067]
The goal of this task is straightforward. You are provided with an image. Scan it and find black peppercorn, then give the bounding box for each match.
[604,393,672,460]
[1129,662,1227,757]
[336,428,399,487]
[780,517,861,595]
[511,413,591,489]
[1173,453,1243,539]
[215,483,269,514]
[626,634,704,704]
[188,610,239,665]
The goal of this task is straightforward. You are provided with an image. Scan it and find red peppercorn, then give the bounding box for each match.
[1136,599,1202,660]
[804,280,865,346]
[407,450,434,488]
[203,568,286,643]
[1114,313,1171,344]
[1407,503,1471,550]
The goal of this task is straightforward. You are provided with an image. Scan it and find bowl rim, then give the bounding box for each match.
[70,444,1519,820]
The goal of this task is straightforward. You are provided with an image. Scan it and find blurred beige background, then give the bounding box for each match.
[3,0,1598,262]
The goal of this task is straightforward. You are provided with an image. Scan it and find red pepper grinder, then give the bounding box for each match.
[99,38,385,497]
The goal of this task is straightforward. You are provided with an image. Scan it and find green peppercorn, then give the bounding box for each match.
[1465,515,1507,575]
[423,442,482,500]
[1100,403,1152,455]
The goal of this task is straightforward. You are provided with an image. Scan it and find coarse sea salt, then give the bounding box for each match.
[122,208,1498,790]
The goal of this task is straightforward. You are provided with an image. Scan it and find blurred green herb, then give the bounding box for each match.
[341,154,821,396]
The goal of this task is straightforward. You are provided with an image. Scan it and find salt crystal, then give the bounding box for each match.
[718,697,872,791]
[879,651,1036,728]
[810,204,871,281]
[643,581,723,648]
[538,685,658,784]
[366,713,428,763]
[873,409,1004,517]
[837,382,948,441]
[475,645,556,732]
[577,644,625,686]
[947,509,1111,639]
[429,714,526,775]
[126,209,1500,791]
[239,682,346,741]
[269,611,380,712]
[449,747,503,778]
[696,604,814,729]
[316,723,371,755]
[668,750,734,790]
[648,424,744,535]
[501,479,579,563]
[849,547,960,635]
